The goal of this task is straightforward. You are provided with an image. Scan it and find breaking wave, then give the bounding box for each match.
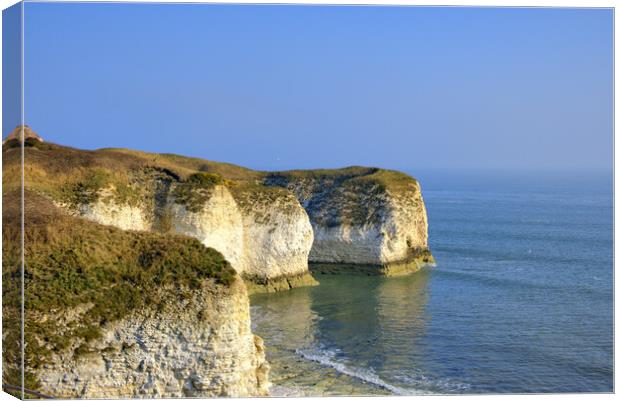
[295,346,430,395]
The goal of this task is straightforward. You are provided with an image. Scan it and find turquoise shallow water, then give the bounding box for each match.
[250,172,613,395]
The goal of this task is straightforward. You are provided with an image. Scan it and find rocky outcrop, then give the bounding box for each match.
[3,124,44,144]
[170,184,316,292]
[58,165,432,279]
[17,138,431,287]
[34,281,270,398]
[232,185,316,292]
[170,185,246,274]
[265,168,434,275]
[61,179,316,293]
[77,198,150,232]
[4,135,435,399]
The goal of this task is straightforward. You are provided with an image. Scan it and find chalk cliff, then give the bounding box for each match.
[62,180,317,292]
[13,140,317,292]
[231,184,316,291]
[11,138,432,282]
[265,167,434,275]
[3,134,433,398]
[35,281,270,398]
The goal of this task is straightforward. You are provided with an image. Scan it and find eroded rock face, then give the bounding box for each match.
[78,200,150,232]
[265,169,434,275]
[170,185,245,273]
[35,281,270,398]
[308,181,429,265]
[67,182,316,292]
[233,187,315,289]
[53,145,432,283]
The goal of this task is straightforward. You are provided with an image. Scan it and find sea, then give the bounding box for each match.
[250,170,613,395]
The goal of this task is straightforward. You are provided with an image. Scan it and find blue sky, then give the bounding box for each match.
[3,3,613,172]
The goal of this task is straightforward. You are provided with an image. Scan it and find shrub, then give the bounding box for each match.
[60,168,112,206]
[172,172,224,212]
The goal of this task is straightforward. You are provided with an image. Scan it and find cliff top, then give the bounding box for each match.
[3,136,420,212]
[2,129,417,185]
[266,166,419,193]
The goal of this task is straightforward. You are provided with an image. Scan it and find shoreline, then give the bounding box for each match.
[243,271,320,295]
[309,249,436,277]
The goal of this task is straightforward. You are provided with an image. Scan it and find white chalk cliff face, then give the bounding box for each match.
[68,167,432,278]
[170,185,316,290]
[67,182,316,291]
[78,200,150,232]
[308,182,429,265]
[170,185,246,274]
[233,187,314,283]
[35,281,270,398]
[264,169,433,274]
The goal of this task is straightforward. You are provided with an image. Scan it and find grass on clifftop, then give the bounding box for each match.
[3,141,267,214]
[172,172,226,212]
[3,140,419,218]
[98,148,262,181]
[265,166,419,193]
[2,190,237,389]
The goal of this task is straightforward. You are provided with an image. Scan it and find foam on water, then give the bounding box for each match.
[294,346,427,395]
[393,373,471,393]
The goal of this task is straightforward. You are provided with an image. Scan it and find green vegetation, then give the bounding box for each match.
[172,172,225,212]
[56,167,144,209]
[266,166,418,193]
[270,166,378,179]
[3,137,54,150]
[2,190,237,384]
[2,142,265,214]
[99,148,261,181]
[4,141,417,221]
[59,168,111,206]
[229,182,299,220]
[3,142,148,209]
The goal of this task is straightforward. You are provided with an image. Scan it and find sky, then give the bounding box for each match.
[3,3,614,172]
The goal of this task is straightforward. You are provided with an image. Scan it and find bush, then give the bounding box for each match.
[172,172,224,212]
[187,172,223,187]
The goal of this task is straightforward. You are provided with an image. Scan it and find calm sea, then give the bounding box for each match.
[250,171,613,395]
